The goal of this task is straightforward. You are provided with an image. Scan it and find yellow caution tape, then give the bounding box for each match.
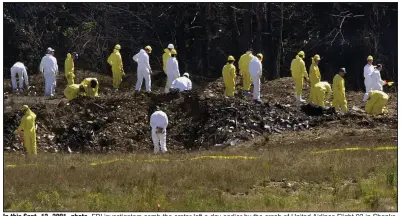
[311,146,397,154]
[190,155,258,160]
[89,159,122,166]
[6,164,39,168]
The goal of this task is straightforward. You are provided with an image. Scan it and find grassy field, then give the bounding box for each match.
[4,129,397,211]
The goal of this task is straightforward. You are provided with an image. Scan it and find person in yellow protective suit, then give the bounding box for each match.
[363,90,389,115]
[162,44,174,74]
[80,78,99,97]
[64,83,86,101]
[238,50,254,95]
[64,52,78,85]
[107,44,125,91]
[222,55,237,97]
[14,105,37,155]
[307,54,322,103]
[291,51,309,102]
[332,68,348,113]
[311,81,332,108]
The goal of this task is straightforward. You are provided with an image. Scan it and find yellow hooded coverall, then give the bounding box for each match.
[365,90,389,115]
[332,74,348,113]
[65,53,75,85]
[64,84,85,101]
[162,48,171,74]
[15,105,37,155]
[107,49,124,89]
[308,59,322,102]
[238,51,254,91]
[290,55,308,97]
[222,63,237,96]
[81,78,99,97]
[312,81,332,108]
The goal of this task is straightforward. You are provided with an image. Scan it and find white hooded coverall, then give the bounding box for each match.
[165,57,180,93]
[370,69,384,91]
[171,76,192,92]
[249,57,263,100]
[133,49,152,92]
[11,62,29,91]
[150,111,169,153]
[40,54,58,96]
[364,64,374,93]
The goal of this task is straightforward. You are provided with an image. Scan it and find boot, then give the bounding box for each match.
[299,96,306,103]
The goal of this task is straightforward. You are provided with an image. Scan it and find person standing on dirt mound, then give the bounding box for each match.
[171,72,192,92]
[14,105,37,155]
[150,107,169,153]
[249,53,263,103]
[165,49,180,93]
[80,78,99,97]
[107,44,125,92]
[370,64,387,92]
[364,55,375,93]
[363,90,389,115]
[311,81,332,108]
[163,44,174,74]
[64,52,78,85]
[332,68,348,113]
[40,47,58,97]
[222,55,237,97]
[290,51,309,103]
[10,62,29,92]
[307,54,322,103]
[133,45,152,93]
[238,49,254,95]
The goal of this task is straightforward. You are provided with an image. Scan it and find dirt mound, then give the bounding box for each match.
[3,72,398,154]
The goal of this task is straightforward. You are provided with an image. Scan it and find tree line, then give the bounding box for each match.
[3,2,397,90]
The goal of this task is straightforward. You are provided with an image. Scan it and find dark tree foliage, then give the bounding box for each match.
[3,2,397,90]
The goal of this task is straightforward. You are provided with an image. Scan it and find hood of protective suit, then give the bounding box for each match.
[139,49,146,54]
[246,51,252,54]
[66,53,72,59]
[114,49,120,54]
[296,55,302,60]
[164,48,170,53]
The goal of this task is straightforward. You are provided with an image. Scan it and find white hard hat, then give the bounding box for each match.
[47,47,55,52]
[363,93,370,102]
[168,44,174,49]
[183,72,189,78]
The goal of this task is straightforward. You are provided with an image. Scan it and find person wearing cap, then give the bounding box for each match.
[238,49,254,95]
[133,45,153,93]
[14,105,37,155]
[370,64,386,91]
[364,55,375,93]
[249,53,263,103]
[307,54,322,103]
[39,47,59,96]
[107,44,125,91]
[65,52,79,85]
[162,44,174,74]
[290,51,309,102]
[311,81,332,108]
[171,73,192,92]
[363,90,389,115]
[165,49,180,93]
[222,55,237,97]
[332,68,348,113]
[150,108,169,153]
[80,78,99,97]
[10,62,29,92]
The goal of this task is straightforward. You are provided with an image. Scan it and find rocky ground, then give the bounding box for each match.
[3,70,398,154]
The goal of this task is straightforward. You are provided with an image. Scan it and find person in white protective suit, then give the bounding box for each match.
[249,53,263,103]
[39,47,59,96]
[150,107,169,153]
[363,55,375,93]
[133,45,152,93]
[10,62,29,92]
[370,64,386,91]
[171,73,192,92]
[165,49,180,93]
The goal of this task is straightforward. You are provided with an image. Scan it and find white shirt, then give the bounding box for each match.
[133,49,151,72]
[363,64,374,79]
[166,57,180,78]
[249,57,262,77]
[150,111,169,129]
[40,54,58,75]
[171,76,192,92]
[11,62,29,86]
[370,69,384,91]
